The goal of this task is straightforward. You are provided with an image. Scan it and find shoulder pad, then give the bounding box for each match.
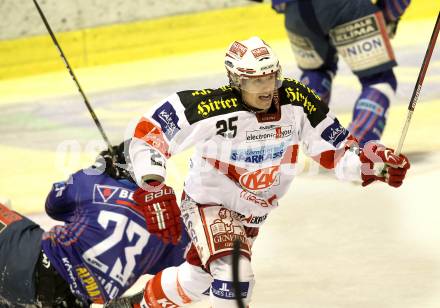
[178,86,246,124]
[279,78,329,128]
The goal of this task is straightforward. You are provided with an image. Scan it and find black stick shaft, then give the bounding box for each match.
[395,11,439,155]
[32,0,114,155]
[232,239,245,308]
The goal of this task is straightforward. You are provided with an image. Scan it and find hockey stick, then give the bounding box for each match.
[395,11,440,155]
[32,0,115,156]
[232,239,245,308]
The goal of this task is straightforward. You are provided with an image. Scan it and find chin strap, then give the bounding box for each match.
[242,102,266,114]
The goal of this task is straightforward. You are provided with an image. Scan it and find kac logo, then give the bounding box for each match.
[239,166,280,191]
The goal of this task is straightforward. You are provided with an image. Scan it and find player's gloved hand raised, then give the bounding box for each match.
[133,181,181,244]
[359,141,410,188]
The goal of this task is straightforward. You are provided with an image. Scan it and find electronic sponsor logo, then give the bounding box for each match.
[239,166,280,191]
[321,119,349,147]
[246,125,293,142]
[212,279,249,300]
[228,41,248,58]
[197,97,239,117]
[251,46,269,59]
[210,208,248,252]
[230,143,286,163]
[152,101,181,140]
[356,99,385,116]
[75,266,105,304]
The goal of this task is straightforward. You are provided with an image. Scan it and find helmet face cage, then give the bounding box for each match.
[225,37,282,93]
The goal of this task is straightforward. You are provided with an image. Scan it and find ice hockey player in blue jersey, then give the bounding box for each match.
[271,0,410,147]
[0,141,189,307]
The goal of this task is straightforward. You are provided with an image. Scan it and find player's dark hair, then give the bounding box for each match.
[94,140,134,182]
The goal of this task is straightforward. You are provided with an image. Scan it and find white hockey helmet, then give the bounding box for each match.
[225,36,282,92]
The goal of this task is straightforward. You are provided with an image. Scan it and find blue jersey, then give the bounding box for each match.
[41,168,189,304]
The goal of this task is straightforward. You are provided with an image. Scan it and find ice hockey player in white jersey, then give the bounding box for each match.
[119,36,410,307]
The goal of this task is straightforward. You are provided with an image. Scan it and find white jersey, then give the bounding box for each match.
[129,78,361,227]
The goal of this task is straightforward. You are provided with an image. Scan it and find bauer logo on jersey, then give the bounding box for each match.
[239,166,280,191]
[321,120,349,147]
[246,125,293,142]
[152,101,181,140]
[230,143,286,163]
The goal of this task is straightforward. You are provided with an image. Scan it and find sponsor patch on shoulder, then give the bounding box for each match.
[321,119,349,147]
[152,101,181,140]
